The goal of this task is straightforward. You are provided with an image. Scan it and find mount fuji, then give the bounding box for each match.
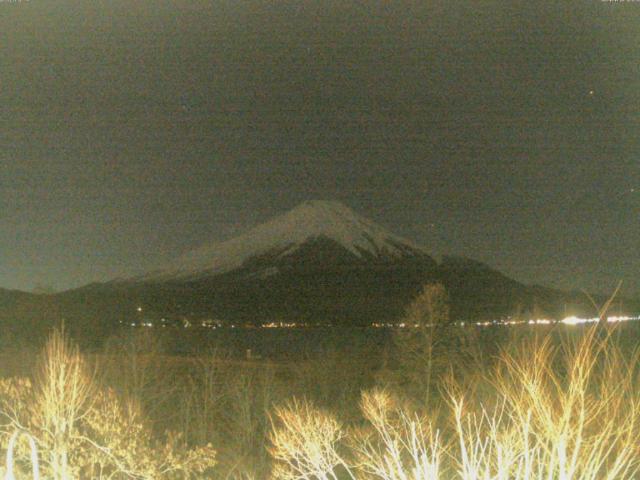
[57,200,441,327]
[137,200,435,283]
[45,200,627,337]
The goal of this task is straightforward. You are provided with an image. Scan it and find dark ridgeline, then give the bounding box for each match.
[0,201,637,346]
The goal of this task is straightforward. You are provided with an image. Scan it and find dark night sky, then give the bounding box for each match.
[1,0,638,295]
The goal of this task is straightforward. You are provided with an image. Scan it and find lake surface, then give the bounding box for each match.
[125,320,640,360]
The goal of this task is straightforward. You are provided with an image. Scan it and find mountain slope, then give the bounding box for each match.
[139,200,431,282]
[34,201,639,341]
[52,201,438,330]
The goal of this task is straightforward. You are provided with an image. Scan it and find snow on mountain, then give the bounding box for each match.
[140,200,429,281]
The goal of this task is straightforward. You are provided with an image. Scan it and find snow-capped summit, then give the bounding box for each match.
[140,200,430,281]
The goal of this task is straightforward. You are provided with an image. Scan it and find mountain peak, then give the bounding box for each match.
[140,201,429,281]
[284,200,377,228]
[280,200,363,229]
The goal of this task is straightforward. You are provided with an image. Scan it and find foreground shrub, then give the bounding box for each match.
[0,328,216,479]
[450,325,640,480]
[352,389,440,479]
[269,398,352,480]
[270,325,640,479]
